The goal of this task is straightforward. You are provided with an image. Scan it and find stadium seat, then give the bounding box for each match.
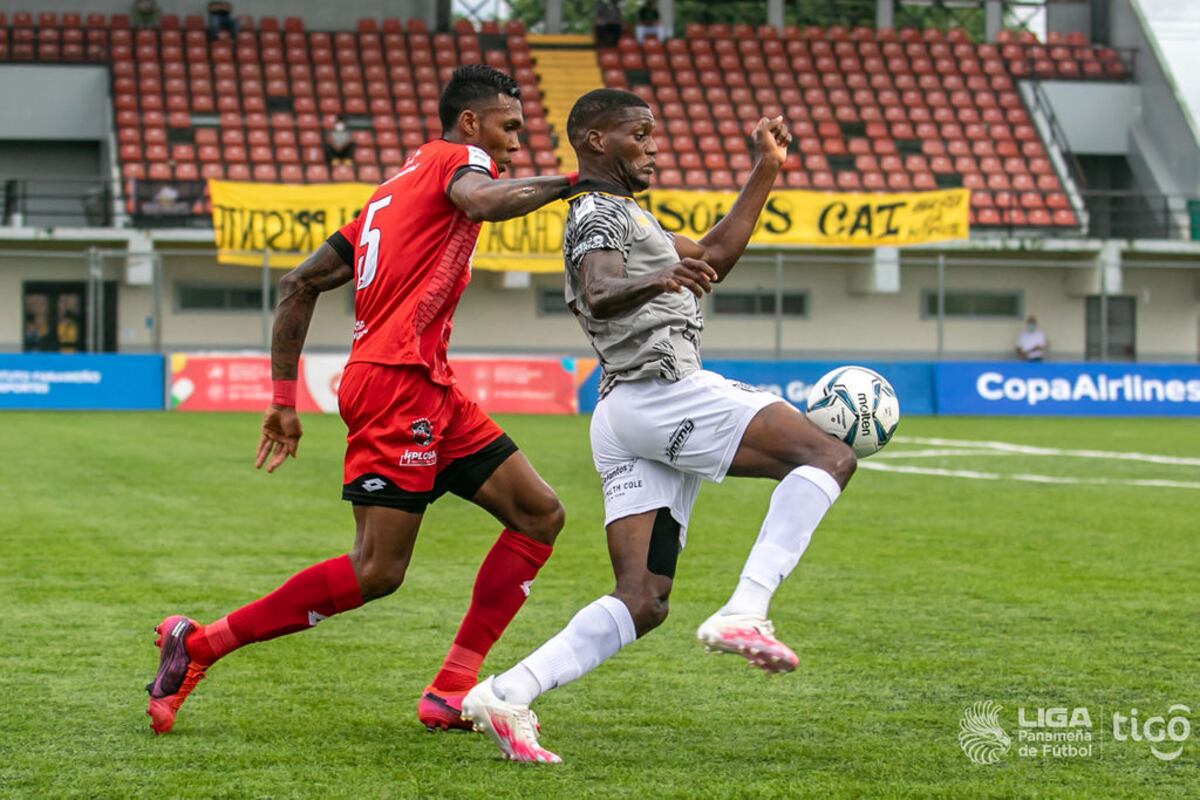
[89,15,1103,229]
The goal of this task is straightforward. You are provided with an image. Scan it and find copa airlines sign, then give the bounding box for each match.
[936,363,1200,416]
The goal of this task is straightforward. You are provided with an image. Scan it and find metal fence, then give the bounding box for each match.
[7,244,1195,363]
[0,176,123,228]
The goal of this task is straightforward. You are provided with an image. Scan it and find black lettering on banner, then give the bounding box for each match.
[534,208,550,250]
[687,202,713,233]
[876,201,905,237]
[653,197,687,232]
[238,208,258,250]
[482,219,504,252]
[763,197,792,233]
[213,205,232,247]
[819,200,909,240]
[710,201,728,229]
[848,203,874,237]
[818,201,848,236]
[264,209,286,250]
[291,210,313,253]
[481,205,565,255]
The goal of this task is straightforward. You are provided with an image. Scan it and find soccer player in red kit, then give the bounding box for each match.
[145,65,580,735]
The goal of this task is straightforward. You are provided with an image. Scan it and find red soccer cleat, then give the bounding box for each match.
[145,615,207,734]
[418,684,475,731]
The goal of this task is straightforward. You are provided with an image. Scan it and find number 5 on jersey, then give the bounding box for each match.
[356,195,393,290]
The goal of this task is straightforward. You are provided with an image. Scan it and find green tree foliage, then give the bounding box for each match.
[501,1,983,40]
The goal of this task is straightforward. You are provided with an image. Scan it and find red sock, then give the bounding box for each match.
[431,529,553,692]
[186,555,363,666]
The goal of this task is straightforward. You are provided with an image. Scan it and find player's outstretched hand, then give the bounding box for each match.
[657,257,718,297]
[256,405,303,473]
[752,116,791,166]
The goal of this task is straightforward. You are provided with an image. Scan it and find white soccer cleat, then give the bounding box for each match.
[461,676,562,764]
[696,612,799,674]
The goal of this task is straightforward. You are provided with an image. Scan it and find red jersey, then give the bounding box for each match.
[334,139,498,385]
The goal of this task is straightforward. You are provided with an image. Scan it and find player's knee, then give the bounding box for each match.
[351,553,408,600]
[515,490,565,544]
[785,435,856,488]
[626,589,670,636]
[819,439,857,487]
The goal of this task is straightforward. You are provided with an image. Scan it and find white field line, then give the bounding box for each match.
[874,448,1021,459]
[859,461,1200,490]
[891,436,1200,468]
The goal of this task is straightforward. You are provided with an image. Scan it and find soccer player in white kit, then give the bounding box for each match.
[463,89,857,763]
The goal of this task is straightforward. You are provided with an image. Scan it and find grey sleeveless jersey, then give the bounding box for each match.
[561,186,703,396]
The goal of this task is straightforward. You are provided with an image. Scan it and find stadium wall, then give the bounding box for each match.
[1111,0,1200,196]
[6,351,1200,417]
[1039,82,1140,155]
[3,248,1200,361]
[0,65,111,141]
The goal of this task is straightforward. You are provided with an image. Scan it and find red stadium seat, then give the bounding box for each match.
[785,171,810,188]
[1053,208,1078,226]
[253,163,278,182]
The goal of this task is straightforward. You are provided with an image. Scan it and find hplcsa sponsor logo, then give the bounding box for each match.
[976,372,1200,407]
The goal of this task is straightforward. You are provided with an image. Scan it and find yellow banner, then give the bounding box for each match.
[209,180,373,267]
[473,187,970,272]
[208,181,969,270]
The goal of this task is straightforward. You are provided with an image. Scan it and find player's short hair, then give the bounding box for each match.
[566,89,650,148]
[438,64,522,132]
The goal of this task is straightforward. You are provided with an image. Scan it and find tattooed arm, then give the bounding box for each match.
[448,171,573,222]
[255,242,353,472]
[269,242,353,380]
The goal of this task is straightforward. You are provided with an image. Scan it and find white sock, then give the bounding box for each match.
[492,595,636,706]
[721,465,841,619]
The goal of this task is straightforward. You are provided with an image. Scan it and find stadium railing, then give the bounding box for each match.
[0,176,121,228]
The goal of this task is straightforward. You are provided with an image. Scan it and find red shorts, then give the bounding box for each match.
[338,362,515,512]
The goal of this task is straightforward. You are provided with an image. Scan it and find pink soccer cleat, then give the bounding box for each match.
[696,612,799,674]
[145,615,208,734]
[461,677,561,764]
[418,685,474,732]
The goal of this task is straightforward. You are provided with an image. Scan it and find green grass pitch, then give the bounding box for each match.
[0,411,1197,798]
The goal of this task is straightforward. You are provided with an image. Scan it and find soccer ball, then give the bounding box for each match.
[805,366,901,458]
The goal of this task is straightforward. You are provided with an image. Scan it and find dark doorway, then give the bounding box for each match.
[1085,295,1136,361]
[22,281,117,353]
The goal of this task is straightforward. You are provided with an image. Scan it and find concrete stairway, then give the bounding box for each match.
[528,35,604,172]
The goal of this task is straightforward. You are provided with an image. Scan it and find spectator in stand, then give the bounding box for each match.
[131,0,161,30]
[23,296,49,352]
[1015,315,1048,361]
[594,0,624,49]
[207,1,238,41]
[57,308,81,354]
[635,1,664,42]
[323,118,356,167]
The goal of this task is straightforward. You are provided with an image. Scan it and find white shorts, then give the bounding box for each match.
[590,369,785,544]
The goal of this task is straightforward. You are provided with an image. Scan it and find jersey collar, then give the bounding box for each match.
[563,177,636,202]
